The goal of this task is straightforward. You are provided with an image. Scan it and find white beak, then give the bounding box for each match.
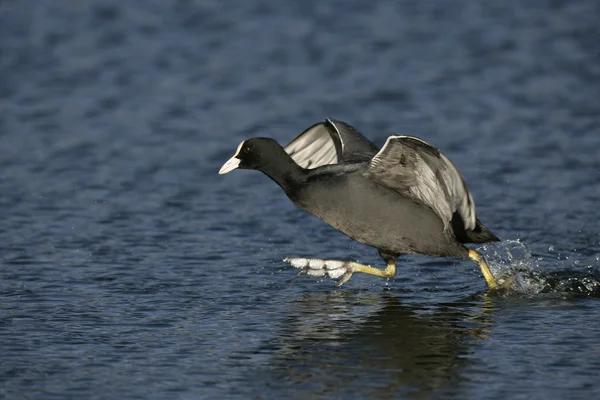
[218,141,245,175]
[218,157,241,174]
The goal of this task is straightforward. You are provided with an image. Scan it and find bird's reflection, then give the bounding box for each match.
[263,291,494,398]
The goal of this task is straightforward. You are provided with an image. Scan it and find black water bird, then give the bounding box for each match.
[219,119,500,288]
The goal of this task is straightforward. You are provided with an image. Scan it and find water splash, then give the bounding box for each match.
[479,240,600,296]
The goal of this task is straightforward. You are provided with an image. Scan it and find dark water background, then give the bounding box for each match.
[1,0,600,398]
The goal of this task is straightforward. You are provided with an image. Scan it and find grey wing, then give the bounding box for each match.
[365,135,476,231]
[283,120,339,169]
[284,119,379,169]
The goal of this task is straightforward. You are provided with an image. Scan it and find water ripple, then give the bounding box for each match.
[1,0,600,399]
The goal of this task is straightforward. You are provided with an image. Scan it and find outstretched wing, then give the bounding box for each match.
[284,119,379,169]
[365,135,476,231]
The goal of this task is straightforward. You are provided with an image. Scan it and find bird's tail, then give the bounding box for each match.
[451,213,500,244]
[464,219,500,243]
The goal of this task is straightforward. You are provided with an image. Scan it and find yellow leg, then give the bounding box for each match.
[337,260,397,286]
[468,249,497,289]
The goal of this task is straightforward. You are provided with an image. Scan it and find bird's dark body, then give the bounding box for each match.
[288,164,469,259]
[219,119,501,288]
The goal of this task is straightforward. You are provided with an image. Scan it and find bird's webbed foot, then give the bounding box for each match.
[283,257,397,286]
[283,258,356,286]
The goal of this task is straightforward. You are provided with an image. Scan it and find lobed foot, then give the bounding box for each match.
[283,258,356,286]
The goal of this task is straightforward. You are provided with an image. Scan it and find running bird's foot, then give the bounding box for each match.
[283,258,355,286]
[283,257,397,286]
[468,249,498,289]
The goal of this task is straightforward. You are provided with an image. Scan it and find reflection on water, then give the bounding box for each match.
[255,292,494,398]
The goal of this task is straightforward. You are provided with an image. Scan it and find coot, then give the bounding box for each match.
[219,119,500,288]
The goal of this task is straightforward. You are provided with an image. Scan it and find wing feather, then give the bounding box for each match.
[366,135,476,230]
[284,119,378,169]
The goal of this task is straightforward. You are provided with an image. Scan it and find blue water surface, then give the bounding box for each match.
[1,1,600,399]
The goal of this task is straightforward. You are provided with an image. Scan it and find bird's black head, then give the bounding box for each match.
[218,137,282,175]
